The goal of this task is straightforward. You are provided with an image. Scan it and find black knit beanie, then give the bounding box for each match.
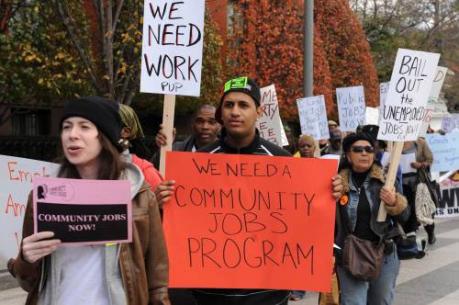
[60,96,122,149]
[216,77,261,124]
[342,132,376,153]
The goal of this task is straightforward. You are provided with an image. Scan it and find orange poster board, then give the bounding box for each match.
[164,151,338,292]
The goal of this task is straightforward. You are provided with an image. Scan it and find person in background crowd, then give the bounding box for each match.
[8,96,170,305]
[119,104,163,191]
[335,133,409,305]
[319,139,329,155]
[154,104,220,153]
[401,138,435,244]
[295,134,319,159]
[156,76,344,305]
[282,125,298,154]
[322,129,343,156]
[328,120,338,132]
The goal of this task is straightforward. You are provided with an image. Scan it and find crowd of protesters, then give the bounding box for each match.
[7,76,445,305]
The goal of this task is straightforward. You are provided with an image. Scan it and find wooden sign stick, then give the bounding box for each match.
[159,94,176,176]
[376,141,404,222]
[386,141,393,153]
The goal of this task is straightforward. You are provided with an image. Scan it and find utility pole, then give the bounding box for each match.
[304,0,314,97]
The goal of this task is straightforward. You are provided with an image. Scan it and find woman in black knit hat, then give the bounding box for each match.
[9,96,171,305]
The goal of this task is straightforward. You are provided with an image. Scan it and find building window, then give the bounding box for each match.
[11,108,51,136]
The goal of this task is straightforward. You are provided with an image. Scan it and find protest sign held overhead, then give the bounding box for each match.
[256,84,289,146]
[426,132,459,173]
[380,82,389,106]
[0,155,58,267]
[336,85,365,132]
[442,114,459,133]
[33,177,132,245]
[428,66,449,112]
[419,66,449,135]
[377,49,440,141]
[365,107,379,125]
[164,151,338,292]
[140,0,205,96]
[297,95,329,140]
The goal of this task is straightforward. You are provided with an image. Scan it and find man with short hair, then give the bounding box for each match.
[156,77,344,305]
[322,128,342,156]
[153,103,221,169]
[328,120,338,132]
[155,103,220,152]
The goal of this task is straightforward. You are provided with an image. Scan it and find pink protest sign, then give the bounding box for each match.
[33,177,132,245]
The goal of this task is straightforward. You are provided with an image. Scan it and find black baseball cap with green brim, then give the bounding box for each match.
[221,77,261,106]
[216,76,261,123]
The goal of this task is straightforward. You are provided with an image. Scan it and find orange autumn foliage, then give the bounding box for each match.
[226,0,379,122]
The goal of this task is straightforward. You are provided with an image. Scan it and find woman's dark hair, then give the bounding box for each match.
[58,132,125,180]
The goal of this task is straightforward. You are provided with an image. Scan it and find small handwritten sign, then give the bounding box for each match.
[426,132,459,173]
[419,66,449,136]
[256,84,289,146]
[297,95,329,140]
[0,155,58,266]
[336,86,365,132]
[442,114,459,133]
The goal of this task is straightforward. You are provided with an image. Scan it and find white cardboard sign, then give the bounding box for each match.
[336,85,365,132]
[380,82,389,106]
[297,95,329,140]
[379,82,389,124]
[419,66,449,136]
[140,0,205,96]
[256,84,289,146]
[426,132,459,173]
[442,114,459,133]
[365,107,379,125]
[377,49,440,141]
[0,155,59,267]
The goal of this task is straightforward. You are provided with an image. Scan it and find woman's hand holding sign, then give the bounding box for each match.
[22,231,61,264]
[380,186,397,207]
[331,174,344,200]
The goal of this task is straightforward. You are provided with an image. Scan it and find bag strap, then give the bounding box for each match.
[418,167,428,183]
[397,222,407,238]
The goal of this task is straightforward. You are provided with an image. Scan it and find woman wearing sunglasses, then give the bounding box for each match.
[334,133,410,305]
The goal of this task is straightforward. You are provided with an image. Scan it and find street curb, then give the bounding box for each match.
[0,271,19,291]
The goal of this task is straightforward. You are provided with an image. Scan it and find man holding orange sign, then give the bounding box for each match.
[158,77,344,305]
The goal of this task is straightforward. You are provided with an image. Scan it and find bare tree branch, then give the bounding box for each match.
[112,0,124,37]
[101,0,115,99]
[53,0,104,94]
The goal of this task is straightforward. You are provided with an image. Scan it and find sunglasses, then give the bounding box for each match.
[351,145,375,153]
